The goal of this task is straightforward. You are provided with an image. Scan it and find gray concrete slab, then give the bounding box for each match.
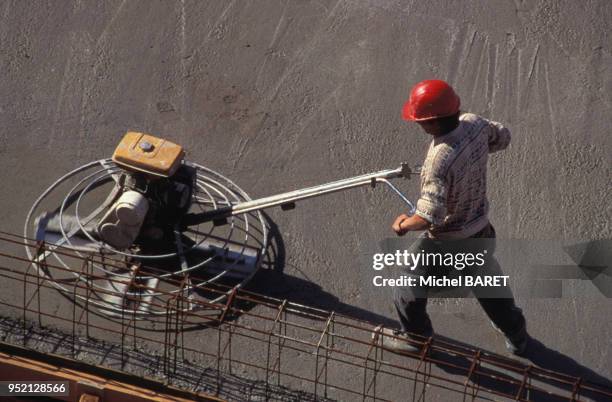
[0,0,610,400]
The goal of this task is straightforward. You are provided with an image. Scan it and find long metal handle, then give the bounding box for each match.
[184,163,419,225]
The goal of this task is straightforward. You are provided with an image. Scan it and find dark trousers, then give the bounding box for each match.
[392,223,526,338]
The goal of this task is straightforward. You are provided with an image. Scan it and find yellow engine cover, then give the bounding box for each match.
[112,132,184,177]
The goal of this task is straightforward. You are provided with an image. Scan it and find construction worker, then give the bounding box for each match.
[375,79,529,355]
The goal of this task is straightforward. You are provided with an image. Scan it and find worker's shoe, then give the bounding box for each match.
[372,325,433,355]
[491,321,529,356]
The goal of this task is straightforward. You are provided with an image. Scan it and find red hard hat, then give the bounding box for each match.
[402,79,460,121]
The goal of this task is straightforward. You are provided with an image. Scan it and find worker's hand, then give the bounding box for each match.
[392,214,411,236]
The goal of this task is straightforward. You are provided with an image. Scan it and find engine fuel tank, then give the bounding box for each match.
[112,132,184,177]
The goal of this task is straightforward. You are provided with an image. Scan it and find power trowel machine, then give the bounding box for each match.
[25,132,419,318]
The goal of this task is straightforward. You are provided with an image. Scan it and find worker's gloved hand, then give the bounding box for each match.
[392,214,411,236]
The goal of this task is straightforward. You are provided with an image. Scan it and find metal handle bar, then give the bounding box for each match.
[183,162,420,225]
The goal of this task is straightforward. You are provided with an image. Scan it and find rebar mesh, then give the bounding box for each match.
[0,231,610,401]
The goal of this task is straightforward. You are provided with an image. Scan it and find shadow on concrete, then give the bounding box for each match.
[246,268,398,327]
[426,334,612,402]
[244,213,397,327]
[522,338,612,401]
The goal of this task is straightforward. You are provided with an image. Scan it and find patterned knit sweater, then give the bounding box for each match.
[415,113,511,239]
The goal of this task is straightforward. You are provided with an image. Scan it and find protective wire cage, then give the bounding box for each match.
[23,159,268,322]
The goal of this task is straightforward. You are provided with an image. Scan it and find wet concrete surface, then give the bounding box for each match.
[0,1,610,400]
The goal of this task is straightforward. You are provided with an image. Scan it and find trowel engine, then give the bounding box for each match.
[96,132,195,250]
